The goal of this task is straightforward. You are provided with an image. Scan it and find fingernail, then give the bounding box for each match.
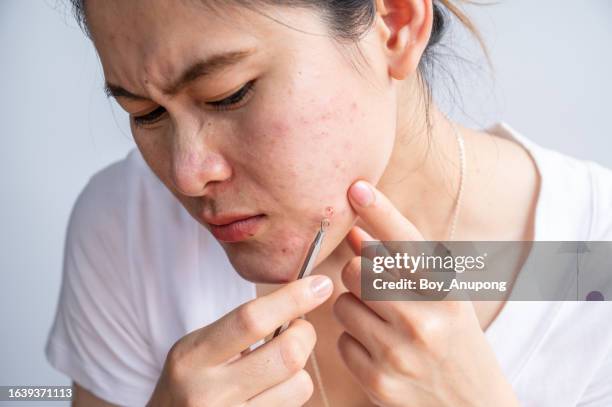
[310,275,333,297]
[350,181,375,207]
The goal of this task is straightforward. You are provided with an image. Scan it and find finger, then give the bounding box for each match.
[352,228,466,302]
[246,369,313,407]
[190,275,332,365]
[337,332,375,387]
[348,180,424,242]
[226,345,255,364]
[346,226,391,258]
[355,238,466,301]
[339,334,404,407]
[342,257,364,298]
[347,226,393,263]
[224,318,316,401]
[348,223,428,297]
[347,226,405,281]
[342,252,469,334]
[333,292,390,353]
[341,255,415,323]
[346,226,376,256]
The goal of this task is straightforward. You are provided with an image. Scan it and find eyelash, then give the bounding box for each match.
[132,80,256,127]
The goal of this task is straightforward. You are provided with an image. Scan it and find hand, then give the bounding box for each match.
[332,180,521,407]
[147,274,333,407]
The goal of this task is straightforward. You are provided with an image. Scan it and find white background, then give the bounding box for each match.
[1,1,611,405]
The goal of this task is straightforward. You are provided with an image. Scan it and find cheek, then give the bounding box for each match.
[244,98,378,185]
[236,74,396,231]
[133,132,171,181]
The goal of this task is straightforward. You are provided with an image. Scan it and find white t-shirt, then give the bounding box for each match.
[45,122,612,406]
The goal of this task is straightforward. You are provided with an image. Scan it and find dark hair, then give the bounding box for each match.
[69,0,491,134]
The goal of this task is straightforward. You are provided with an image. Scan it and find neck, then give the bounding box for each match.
[357,79,472,242]
[379,103,465,241]
[318,78,474,286]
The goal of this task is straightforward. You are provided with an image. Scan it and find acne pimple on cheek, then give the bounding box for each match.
[325,206,335,219]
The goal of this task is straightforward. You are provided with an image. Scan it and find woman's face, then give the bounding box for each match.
[87,0,399,283]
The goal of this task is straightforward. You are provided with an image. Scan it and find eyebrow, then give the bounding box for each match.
[104,49,255,101]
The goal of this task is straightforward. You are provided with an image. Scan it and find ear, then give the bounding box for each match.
[374,0,433,80]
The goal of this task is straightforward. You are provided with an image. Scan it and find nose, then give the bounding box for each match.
[170,128,232,197]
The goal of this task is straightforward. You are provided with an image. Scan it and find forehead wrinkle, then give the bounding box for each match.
[94,0,279,101]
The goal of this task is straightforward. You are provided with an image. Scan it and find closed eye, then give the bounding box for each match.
[132,80,256,128]
[133,106,167,127]
[207,80,255,110]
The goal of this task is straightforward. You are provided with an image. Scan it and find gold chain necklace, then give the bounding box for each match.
[305,122,466,407]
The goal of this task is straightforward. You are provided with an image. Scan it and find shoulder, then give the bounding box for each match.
[520,134,612,240]
[72,148,164,225]
[68,146,256,321]
[68,148,183,250]
[59,147,192,329]
[60,147,172,305]
[584,160,612,240]
[487,124,612,404]
[539,149,612,240]
[47,149,166,406]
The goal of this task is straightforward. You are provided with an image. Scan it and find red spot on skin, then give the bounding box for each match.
[325,206,335,219]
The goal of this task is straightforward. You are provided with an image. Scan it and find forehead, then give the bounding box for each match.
[84,0,288,91]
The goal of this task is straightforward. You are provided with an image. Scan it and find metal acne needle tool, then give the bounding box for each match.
[272,217,331,338]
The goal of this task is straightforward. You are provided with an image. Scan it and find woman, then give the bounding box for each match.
[46,0,612,406]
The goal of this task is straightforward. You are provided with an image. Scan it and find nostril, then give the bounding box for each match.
[171,151,232,197]
[171,171,205,197]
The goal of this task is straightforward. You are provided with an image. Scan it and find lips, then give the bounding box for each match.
[204,214,266,242]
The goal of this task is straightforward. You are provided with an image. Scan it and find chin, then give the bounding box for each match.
[221,231,310,284]
[226,250,303,284]
[219,204,355,283]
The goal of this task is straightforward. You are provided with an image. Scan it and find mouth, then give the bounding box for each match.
[204,214,267,243]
